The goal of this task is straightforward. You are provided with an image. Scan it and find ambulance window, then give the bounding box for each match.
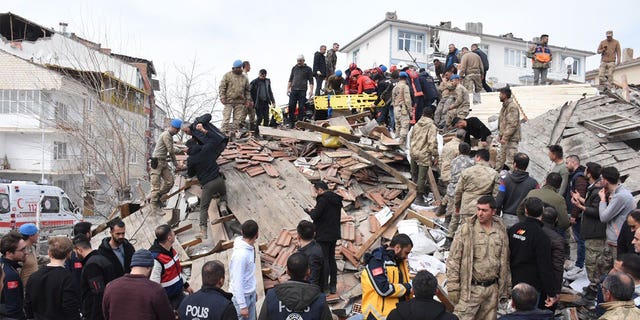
[40,196,60,213]
[0,194,9,214]
[62,197,73,212]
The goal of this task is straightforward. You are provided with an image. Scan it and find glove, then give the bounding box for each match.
[448,290,460,305]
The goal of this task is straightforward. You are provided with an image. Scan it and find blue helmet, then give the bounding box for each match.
[399,71,409,78]
[379,65,388,72]
[170,118,183,129]
[450,74,460,80]
[232,60,243,68]
[335,70,342,77]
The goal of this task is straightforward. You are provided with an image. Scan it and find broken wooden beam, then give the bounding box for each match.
[295,122,360,142]
[258,126,323,143]
[211,214,236,226]
[182,238,203,249]
[173,224,193,235]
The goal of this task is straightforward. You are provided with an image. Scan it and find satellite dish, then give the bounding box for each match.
[564,57,575,66]
[426,47,435,55]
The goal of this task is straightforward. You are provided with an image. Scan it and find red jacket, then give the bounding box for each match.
[357,75,377,94]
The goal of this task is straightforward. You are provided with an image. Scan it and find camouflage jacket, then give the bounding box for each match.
[392,80,412,109]
[219,71,250,104]
[454,162,500,215]
[446,215,511,301]
[325,49,338,75]
[447,155,474,197]
[498,98,521,143]
[152,130,178,165]
[449,85,469,115]
[439,137,461,182]
[599,300,640,320]
[409,117,438,166]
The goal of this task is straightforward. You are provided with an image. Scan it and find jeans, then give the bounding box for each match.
[233,291,257,320]
[288,90,307,123]
[572,220,585,268]
[317,240,337,291]
[533,68,548,85]
[315,76,324,96]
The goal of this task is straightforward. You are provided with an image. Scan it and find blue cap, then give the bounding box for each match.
[130,249,155,268]
[399,71,408,78]
[19,223,38,236]
[233,60,243,68]
[170,119,183,129]
[450,74,460,80]
[335,70,342,77]
[379,65,387,72]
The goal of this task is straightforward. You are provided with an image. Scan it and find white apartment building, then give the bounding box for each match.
[342,13,594,86]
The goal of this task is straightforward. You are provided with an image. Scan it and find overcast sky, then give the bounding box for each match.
[6,0,640,118]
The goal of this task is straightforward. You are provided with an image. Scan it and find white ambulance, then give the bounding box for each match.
[0,181,82,234]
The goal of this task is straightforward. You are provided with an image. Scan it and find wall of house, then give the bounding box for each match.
[345,28,391,70]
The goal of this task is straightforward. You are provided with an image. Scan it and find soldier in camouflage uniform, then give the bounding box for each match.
[446,195,511,320]
[445,75,470,130]
[435,71,454,128]
[495,87,521,171]
[409,108,438,205]
[392,72,412,144]
[445,143,475,244]
[454,149,500,224]
[439,129,464,217]
[599,273,640,319]
[219,60,252,133]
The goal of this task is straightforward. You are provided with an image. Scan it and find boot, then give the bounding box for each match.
[218,200,229,216]
[167,209,180,227]
[198,226,208,240]
[442,237,453,251]
[414,193,428,206]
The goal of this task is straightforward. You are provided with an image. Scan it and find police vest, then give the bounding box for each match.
[265,289,326,320]
[152,248,183,298]
[179,288,232,320]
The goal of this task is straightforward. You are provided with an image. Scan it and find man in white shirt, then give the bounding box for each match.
[230,220,259,320]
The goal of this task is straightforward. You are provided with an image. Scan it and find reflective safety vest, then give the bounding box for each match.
[151,246,183,298]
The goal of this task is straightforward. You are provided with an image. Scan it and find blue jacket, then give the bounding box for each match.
[445,49,460,71]
[178,287,237,320]
[1,257,25,319]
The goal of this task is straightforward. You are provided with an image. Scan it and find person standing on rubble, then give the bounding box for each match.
[149,118,184,215]
[230,220,259,320]
[296,220,324,290]
[495,153,539,228]
[325,43,339,86]
[446,196,511,320]
[495,87,520,172]
[313,45,327,96]
[249,69,276,131]
[187,121,229,239]
[361,234,413,320]
[527,34,552,86]
[392,71,412,145]
[305,181,342,294]
[435,71,454,129]
[471,44,491,92]
[409,108,438,206]
[597,31,621,87]
[220,60,252,133]
[439,129,464,216]
[287,55,314,128]
[453,149,500,229]
[457,47,485,95]
[444,143,475,248]
[445,75,470,129]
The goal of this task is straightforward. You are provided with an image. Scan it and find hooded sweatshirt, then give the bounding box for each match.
[496,170,539,216]
[229,237,256,309]
[308,191,343,242]
[259,280,332,320]
[599,184,635,245]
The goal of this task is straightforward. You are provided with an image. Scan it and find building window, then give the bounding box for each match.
[398,31,424,53]
[55,101,68,122]
[0,89,40,114]
[504,48,528,68]
[129,149,138,164]
[53,141,68,160]
[477,44,490,59]
[352,49,359,65]
[562,56,581,75]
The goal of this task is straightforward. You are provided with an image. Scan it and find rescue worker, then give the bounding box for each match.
[445,75,469,129]
[597,31,621,87]
[149,118,183,214]
[296,220,324,290]
[435,71,454,128]
[495,87,521,172]
[446,196,511,320]
[439,129,464,215]
[409,108,438,206]
[1,231,28,320]
[392,72,412,145]
[454,149,500,222]
[444,143,475,248]
[249,69,276,130]
[326,70,344,95]
[526,34,552,85]
[259,253,332,320]
[149,224,193,310]
[220,60,252,133]
[18,223,39,287]
[458,47,485,94]
[325,43,339,85]
[178,260,238,320]
[361,234,413,320]
[356,71,377,94]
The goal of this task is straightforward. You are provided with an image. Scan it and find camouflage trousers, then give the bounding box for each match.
[221,103,245,132]
[435,97,453,128]
[447,213,473,239]
[463,74,485,93]
[454,283,499,320]
[394,104,410,144]
[241,105,256,128]
[495,141,518,171]
[598,62,615,86]
[149,160,173,203]
[585,239,610,292]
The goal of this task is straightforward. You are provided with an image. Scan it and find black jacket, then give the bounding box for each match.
[498,308,555,320]
[509,218,557,296]
[374,78,393,106]
[297,240,324,289]
[1,257,25,319]
[65,251,84,303]
[497,170,539,215]
[387,297,458,320]
[289,64,313,90]
[313,51,327,78]
[187,129,227,186]
[81,250,116,320]
[308,191,343,242]
[259,280,332,320]
[580,180,606,240]
[250,78,276,104]
[542,222,564,294]
[617,220,635,256]
[462,117,492,143]
[98,237,135,278]
[187,113,229,149]
[25,266,81,320]
[473,49,490,72]
[418,72,439,103]
[178,286,237,320]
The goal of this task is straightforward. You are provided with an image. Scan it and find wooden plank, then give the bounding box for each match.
[295,121,360,142]
[258,126,323,143]
[549,101,577,145]
[173,224,192,235]
[182,238,203,249]
[211,214,236,225]
[427,167,442,203]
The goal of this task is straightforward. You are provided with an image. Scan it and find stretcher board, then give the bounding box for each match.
[314,94,378,110]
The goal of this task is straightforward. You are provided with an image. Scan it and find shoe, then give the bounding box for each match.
[442,237,453,251]
[565,266,584,277]
[564,260,576,271]
[329,286,337,294]
[414,194,428,207]
[198,226,208,240]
